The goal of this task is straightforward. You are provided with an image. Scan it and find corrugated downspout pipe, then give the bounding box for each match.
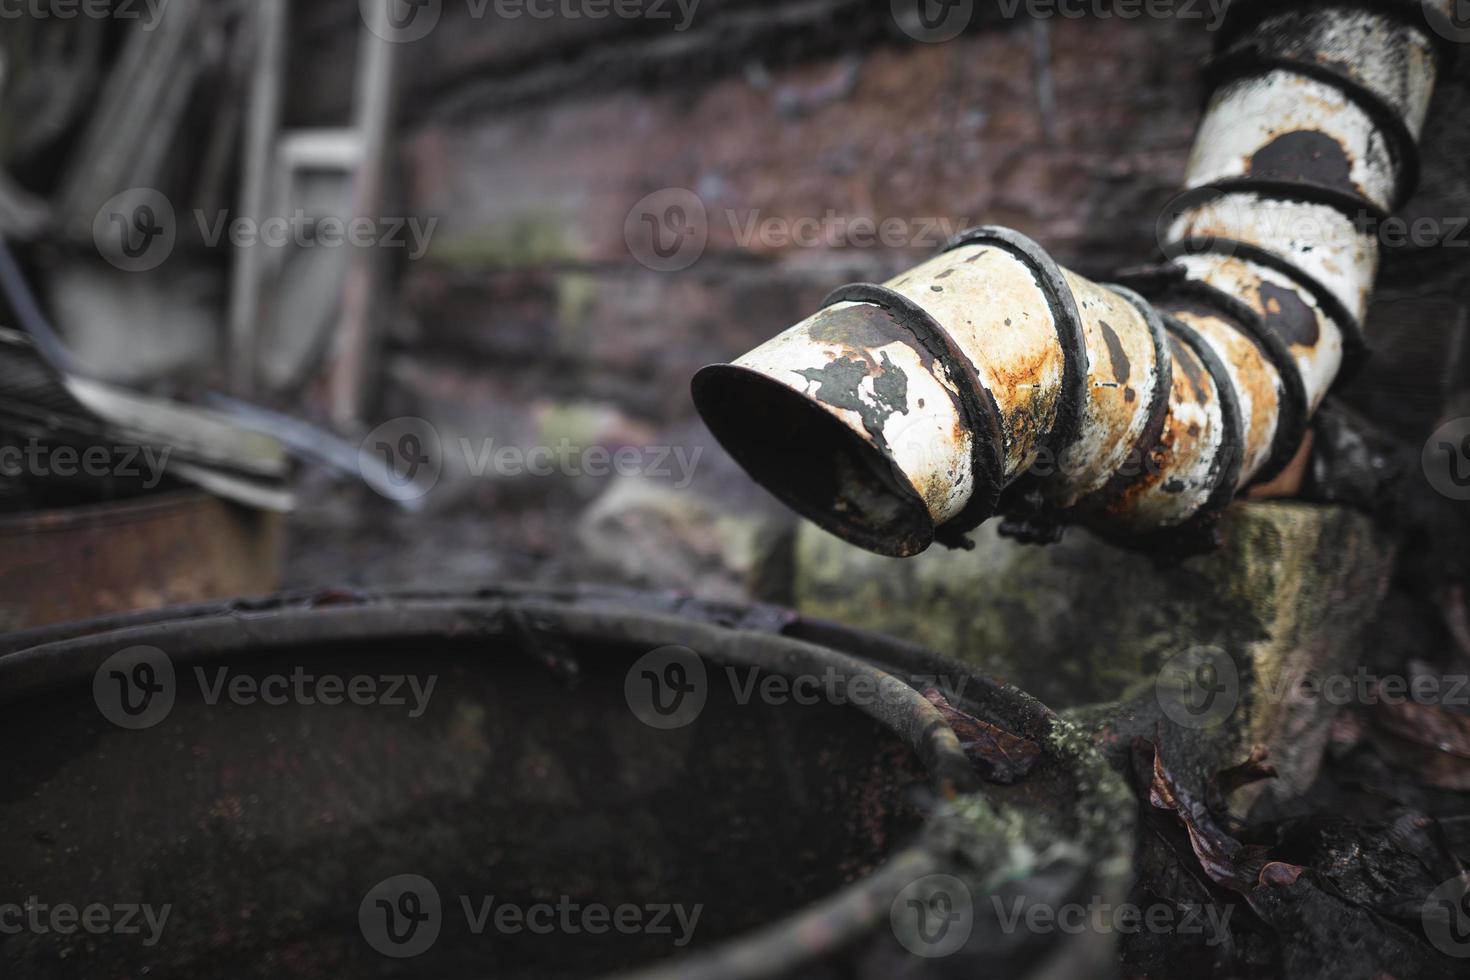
[692,0,1455,557]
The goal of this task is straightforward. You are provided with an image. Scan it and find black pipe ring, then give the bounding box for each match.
[1167,235,1369,382]
[1067,284,1176,519]
[1162,178,1389,229]
[820,282,1006,548]
[1163,314,1247,525]
[1214,0,1460,67]
[1204,49,1422,209]
[1126,271,1311,489]
[940,226,1090,461]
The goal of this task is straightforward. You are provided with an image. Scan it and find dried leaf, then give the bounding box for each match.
[1134,738,1278,895]
[1207,744,1278,816]
[1258,861,1304,887]
[1372,698,1470,791]
[1375,699,1470,758]
[922,688,1041,784]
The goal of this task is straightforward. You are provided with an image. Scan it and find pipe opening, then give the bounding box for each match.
[692,364,934,557]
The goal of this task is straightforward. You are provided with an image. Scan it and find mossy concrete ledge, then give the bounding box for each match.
[794,501,1396,798]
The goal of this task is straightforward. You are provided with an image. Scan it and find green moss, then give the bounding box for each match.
[428,213,573,267]
[794,500,1395,803]
[930,794,1047,891]
[536,401,608,448]
[914,720,1132,936]
[1042,714,1135,866]
[556,273,600,328]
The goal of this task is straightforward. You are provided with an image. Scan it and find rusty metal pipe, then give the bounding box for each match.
[694,1,1445,556]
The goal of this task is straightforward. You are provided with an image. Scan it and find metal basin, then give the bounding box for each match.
[0,586,1128,979]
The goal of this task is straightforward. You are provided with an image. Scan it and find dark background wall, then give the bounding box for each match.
[281,1,1470,592]
[10,1,1468,591]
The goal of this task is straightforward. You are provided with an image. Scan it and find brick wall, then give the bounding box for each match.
[279,0,1470,588]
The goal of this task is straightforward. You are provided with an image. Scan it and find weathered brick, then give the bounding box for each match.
[402,17,1205,267]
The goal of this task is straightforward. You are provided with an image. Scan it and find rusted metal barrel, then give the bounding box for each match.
[0,490,283,631]
[0,586,1128,980]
